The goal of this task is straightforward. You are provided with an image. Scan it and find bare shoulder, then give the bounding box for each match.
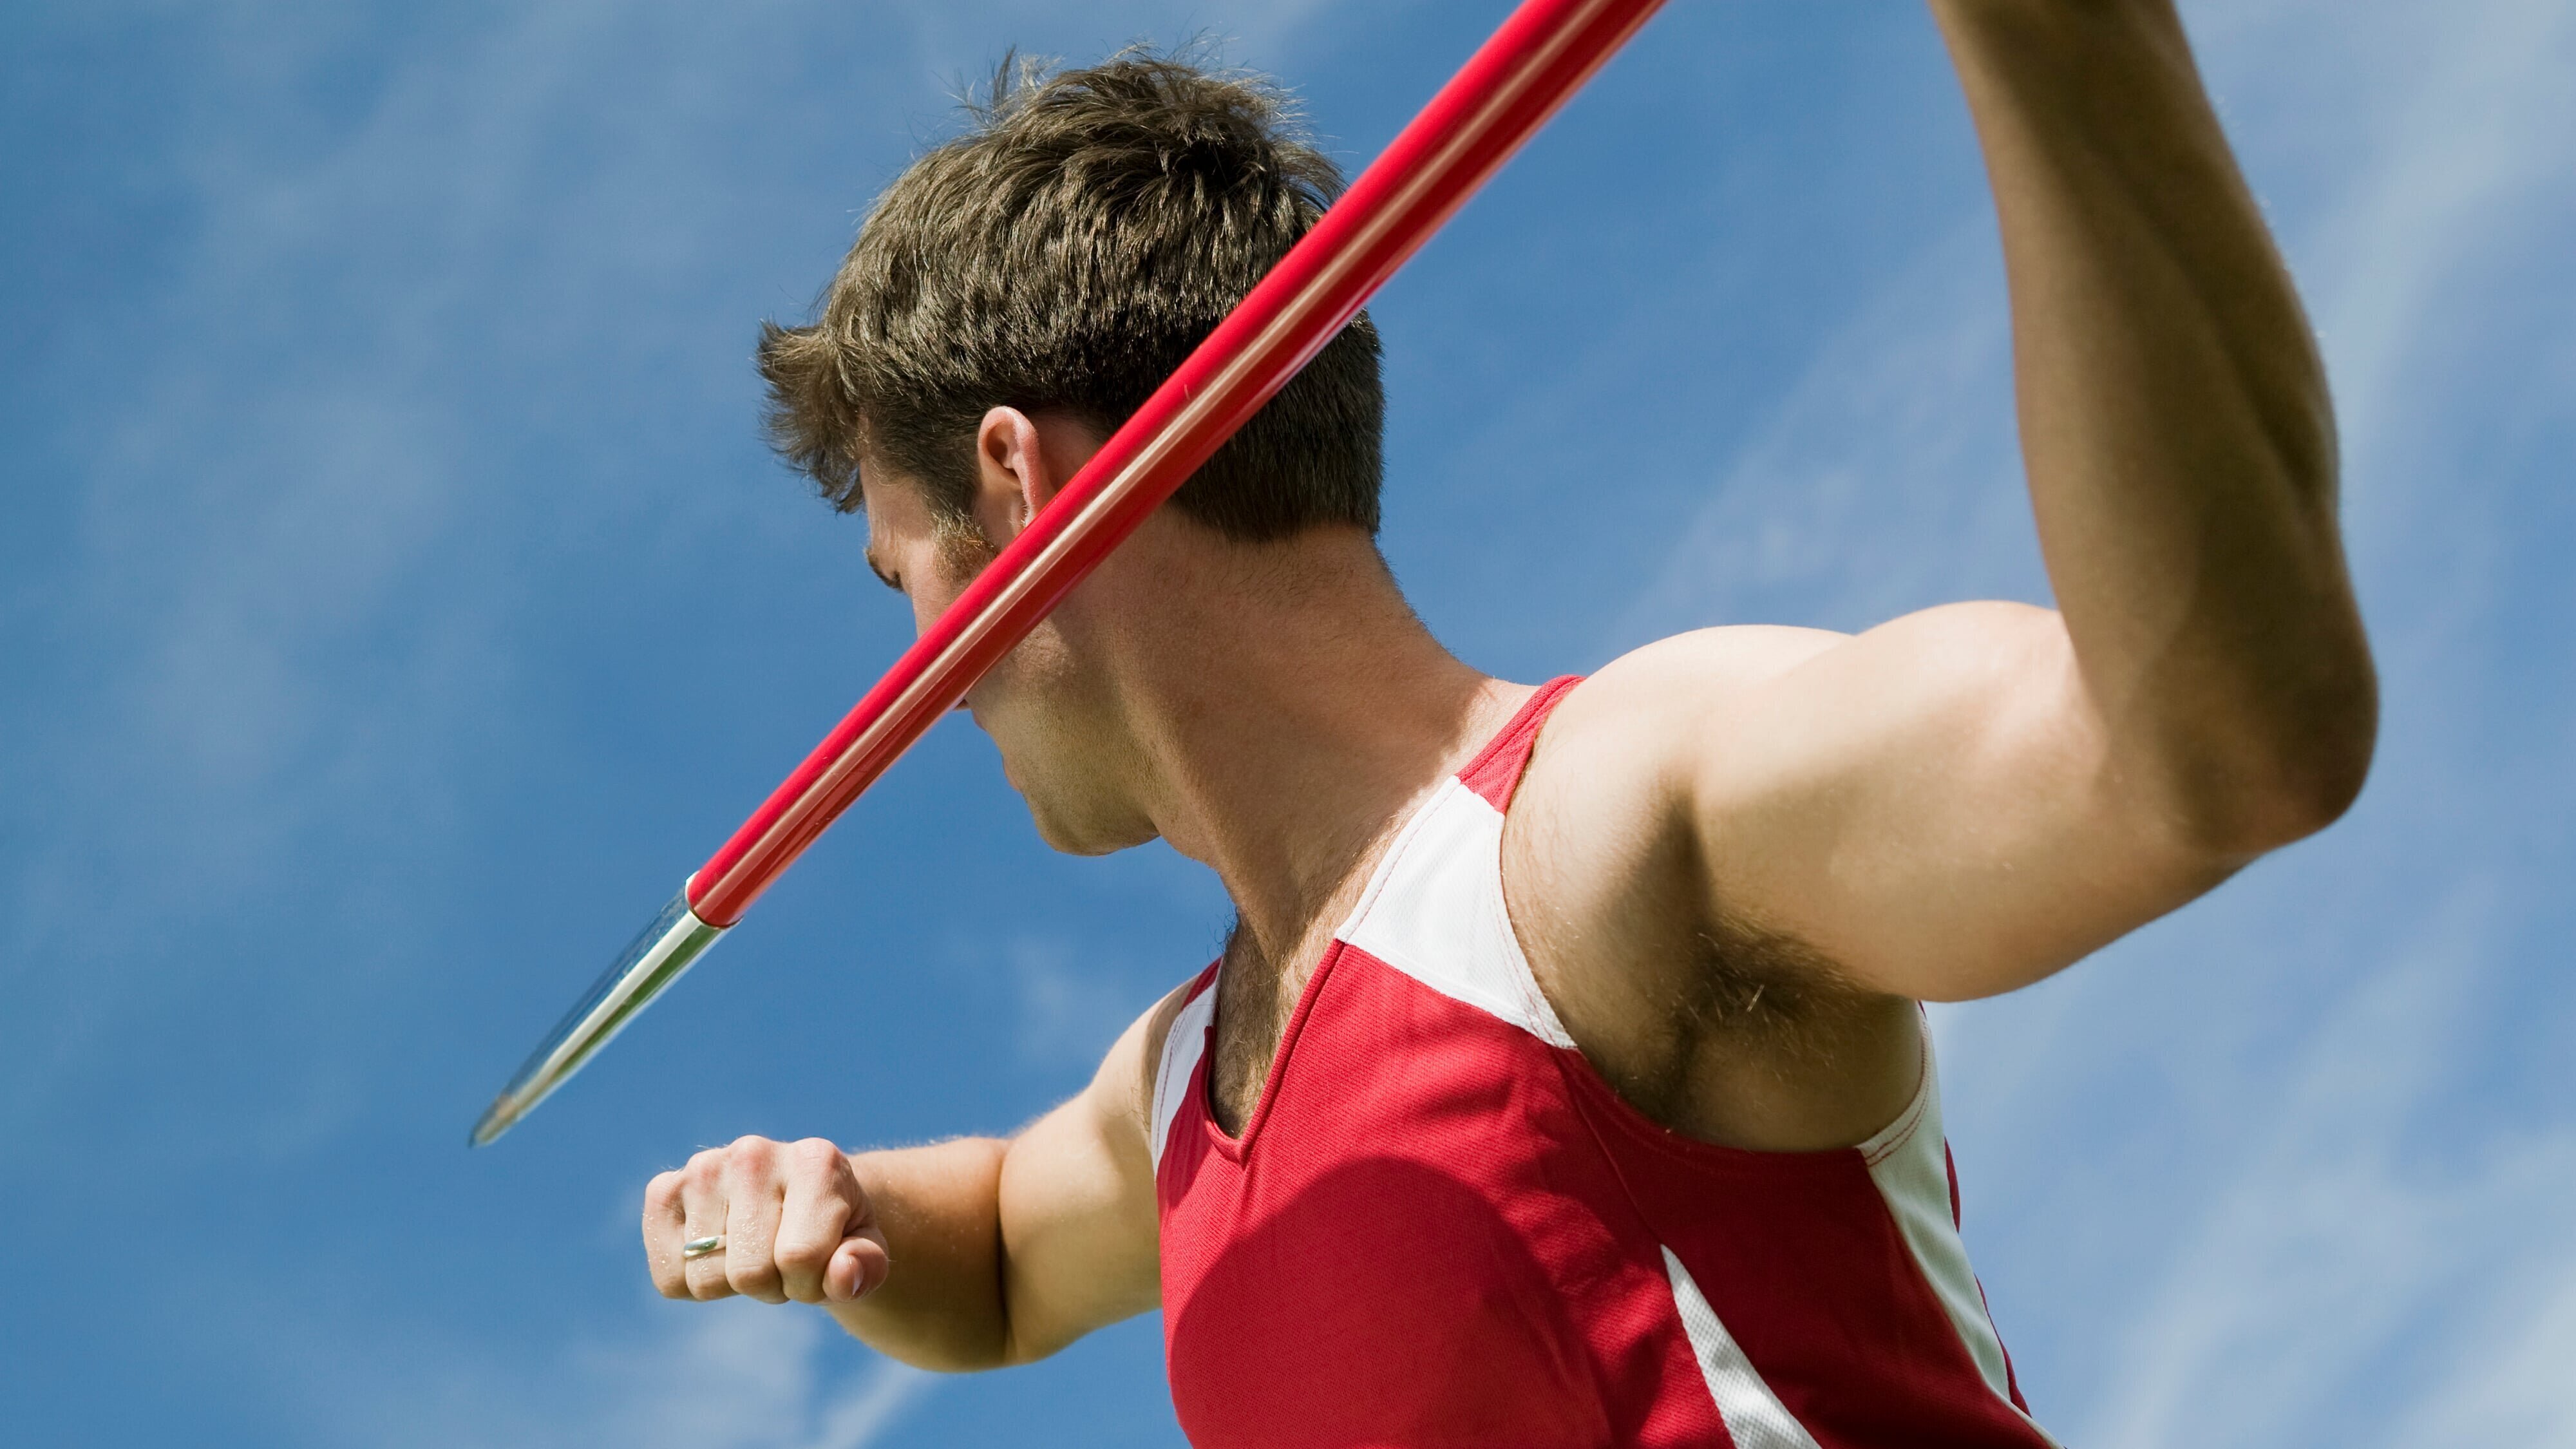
[1508,625,1873,960]
[1533,625,1852,782]
[1558,606,2059,733]
[1592,623,1855,699]
[1508,628,1944,1150]
[1540,606,2072,812]
[1099,971,1207,1151]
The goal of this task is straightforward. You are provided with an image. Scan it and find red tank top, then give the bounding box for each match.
[1149,678,2056,1448]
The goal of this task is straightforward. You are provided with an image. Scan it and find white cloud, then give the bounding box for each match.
[2389,1245,2576,1448]
[1602,218,2032,649]
[576,1310,936,1449]
[246,1296,935,1449]
[2063,878,2554,1447]
[2197,0,2576,506]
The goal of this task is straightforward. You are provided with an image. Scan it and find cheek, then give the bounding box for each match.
[961,642,1061,749]
[907,576,967,636]
[906,543,991,636]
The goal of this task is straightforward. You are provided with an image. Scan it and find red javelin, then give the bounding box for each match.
[473,0,1668,1146]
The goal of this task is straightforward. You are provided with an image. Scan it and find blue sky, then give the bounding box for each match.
[3,1,2571,1445]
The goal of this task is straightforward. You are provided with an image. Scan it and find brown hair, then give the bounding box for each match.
[758,51,1385,541]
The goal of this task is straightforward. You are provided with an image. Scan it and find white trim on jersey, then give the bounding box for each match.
[1334,777,1577,1048]
[1663,1246,1824,1449]
[1858,1047,2061,1446]
[1150,981,1218,1171]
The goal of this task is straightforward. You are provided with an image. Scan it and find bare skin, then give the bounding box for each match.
[643,0,2376,1375]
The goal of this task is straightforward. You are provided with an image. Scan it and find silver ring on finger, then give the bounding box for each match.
[681,1235,726,1261]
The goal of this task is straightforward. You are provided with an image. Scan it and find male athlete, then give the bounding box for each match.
[641,5,2377,1444]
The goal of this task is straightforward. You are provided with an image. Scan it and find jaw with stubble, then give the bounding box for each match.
[965,632,1162,858]
[896,499,1163,857]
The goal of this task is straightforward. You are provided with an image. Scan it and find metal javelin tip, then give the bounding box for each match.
[469,888,726,1146]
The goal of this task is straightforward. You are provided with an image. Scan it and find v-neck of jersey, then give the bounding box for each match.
[1196,679,1569,1160]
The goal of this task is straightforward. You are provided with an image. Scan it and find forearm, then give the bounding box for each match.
[829,1137,1013,1371]
[1930,1,2375,844]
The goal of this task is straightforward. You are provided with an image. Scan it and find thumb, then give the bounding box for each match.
[826,1226,891,1302]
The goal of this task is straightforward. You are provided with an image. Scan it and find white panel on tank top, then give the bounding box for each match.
[1150,982,1218,1171]
[1662,1246,1823,1449]
[1859,1043,2063,1447]
[1332,777,1577,1049]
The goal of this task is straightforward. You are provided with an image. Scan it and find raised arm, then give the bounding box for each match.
[1929,0,2377,843]
[641,986,1177,1370]
[1564,0,2374,1007]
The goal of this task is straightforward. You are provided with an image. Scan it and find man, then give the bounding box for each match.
[643,5,2378,1444]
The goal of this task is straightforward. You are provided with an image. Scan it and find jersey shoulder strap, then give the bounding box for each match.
[1457,676,1584,809]
[1148,961,1220,1171]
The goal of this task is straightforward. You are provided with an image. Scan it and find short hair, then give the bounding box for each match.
[759,51,1385,540]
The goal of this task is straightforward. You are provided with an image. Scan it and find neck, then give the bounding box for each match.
[1083,527,1522,957]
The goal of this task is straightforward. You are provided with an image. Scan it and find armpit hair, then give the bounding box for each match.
[1671,911,1883,1070]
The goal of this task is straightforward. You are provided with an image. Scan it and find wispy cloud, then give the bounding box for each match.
[2065,878,2570,1446]
[2387,1245,2576,1448]
[577,1311,936,1449]
[242,1297,934,1449]
[1602,218,2032,649]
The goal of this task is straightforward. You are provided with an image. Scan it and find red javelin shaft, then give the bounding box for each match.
[691,0,1665,926]
[471,0,1665,1145]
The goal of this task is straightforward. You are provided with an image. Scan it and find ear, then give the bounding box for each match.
[971,407,1110,547]
[971,406,1054,547]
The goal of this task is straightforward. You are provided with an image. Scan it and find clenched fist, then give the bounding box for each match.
[643,1136,891,1305]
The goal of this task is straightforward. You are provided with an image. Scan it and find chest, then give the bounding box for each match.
[1160,945,1672,1447]
[1196,783,1811,1148]
[1205,928,1331,1137]
[1153,935,1975,1449]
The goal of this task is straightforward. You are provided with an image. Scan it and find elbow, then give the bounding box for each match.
[996,1320,1042,1372]
[2238,723,2375,852]
[843,1320,1018,1376]
[2159,667,2380,860]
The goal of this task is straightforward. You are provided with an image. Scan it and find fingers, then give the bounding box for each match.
[721,1138,790,1304]
[677,1146,739,1302]
[773,1137,857,1302]
[642,1168,688,1299]
[773,1138,891,1303]
[643,1135,884,1307]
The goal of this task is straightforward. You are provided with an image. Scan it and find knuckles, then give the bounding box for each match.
[648,1133,858,1308]
[643,1170,683,1213]
[681,1150,725,1191]
[719,1135,784,1188]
